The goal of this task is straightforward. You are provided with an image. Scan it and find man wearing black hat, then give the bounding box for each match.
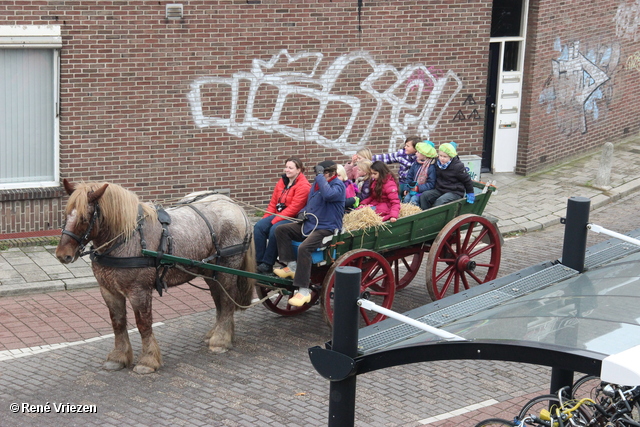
[274,160,346,306]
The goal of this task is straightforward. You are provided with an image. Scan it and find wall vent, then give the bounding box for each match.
[166,4,183,20]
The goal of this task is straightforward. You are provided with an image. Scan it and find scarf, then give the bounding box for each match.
[437,159,452,169]
[416,160,432,185]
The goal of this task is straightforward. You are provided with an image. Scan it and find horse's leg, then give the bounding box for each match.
[129,287,162,374]
[204,274,236,353]
[100,286,134,370]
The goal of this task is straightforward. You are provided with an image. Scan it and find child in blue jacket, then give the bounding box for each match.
[402,142,437,205]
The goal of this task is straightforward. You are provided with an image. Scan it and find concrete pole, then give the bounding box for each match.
[593,142,613,189]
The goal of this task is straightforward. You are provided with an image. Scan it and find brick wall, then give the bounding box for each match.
[0,188,65,236]
[518,0,640,174]
[2,0,492,234]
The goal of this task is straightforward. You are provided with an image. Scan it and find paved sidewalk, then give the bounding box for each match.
[2,135,640,298]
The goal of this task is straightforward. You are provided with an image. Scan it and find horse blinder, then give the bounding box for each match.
[61,203,101,256]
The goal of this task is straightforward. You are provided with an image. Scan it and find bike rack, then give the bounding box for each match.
[356,299,465,341]
[587,223,640,248]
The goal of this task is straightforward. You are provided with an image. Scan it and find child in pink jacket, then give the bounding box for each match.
[359,161,401,222]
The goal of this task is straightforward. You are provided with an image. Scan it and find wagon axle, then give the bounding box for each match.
[457,257,477,272]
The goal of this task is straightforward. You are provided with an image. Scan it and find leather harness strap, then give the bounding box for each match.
[91,205,174,295]
[90,197,253,296]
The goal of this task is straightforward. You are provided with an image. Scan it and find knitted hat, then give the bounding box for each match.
[416,142,437,158]
[439,142,457,158]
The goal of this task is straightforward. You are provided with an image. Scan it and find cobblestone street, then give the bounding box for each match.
[1,192,640,426]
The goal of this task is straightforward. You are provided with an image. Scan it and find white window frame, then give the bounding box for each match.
[0,25,61,190]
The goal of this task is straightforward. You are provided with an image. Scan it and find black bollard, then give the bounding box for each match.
[328,266,361,427]
[561,196,590,273]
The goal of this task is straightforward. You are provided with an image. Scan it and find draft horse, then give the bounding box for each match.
[56,179,256,374]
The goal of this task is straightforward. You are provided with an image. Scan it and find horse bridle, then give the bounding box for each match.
[61,203,101,256]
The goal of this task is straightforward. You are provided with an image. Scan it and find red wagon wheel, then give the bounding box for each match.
[386,246,425,290]
[321,249,395,327]
[425,214,501,300]
[255,284,319,316]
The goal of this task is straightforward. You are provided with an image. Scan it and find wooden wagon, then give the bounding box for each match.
[146,181,500,326]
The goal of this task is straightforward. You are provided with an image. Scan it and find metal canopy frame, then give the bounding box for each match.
[310,197,640,426]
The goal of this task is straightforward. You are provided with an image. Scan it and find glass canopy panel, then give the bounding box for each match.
[391,251,640,357]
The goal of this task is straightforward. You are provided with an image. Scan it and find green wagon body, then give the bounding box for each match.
[323,181,494,262]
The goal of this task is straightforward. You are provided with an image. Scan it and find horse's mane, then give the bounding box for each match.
[66,182,157,239]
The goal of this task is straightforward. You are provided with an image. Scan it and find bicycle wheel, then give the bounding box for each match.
[572,375,603,400]
[572,375,611,427]
[474,418,516,427]
[518,394,562,421]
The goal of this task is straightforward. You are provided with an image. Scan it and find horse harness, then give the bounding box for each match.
[61,203,101,256]
[89,195,252,296]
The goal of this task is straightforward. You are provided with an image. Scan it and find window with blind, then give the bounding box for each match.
[0,25,61,190]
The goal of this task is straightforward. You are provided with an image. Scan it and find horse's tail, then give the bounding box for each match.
[236,236,256,310]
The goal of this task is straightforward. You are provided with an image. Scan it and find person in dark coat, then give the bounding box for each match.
[418,142,475,210]
[273,160,345,307]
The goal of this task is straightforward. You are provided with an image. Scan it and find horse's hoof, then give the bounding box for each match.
[103,360,126,371]
[133,364,157,375]
[209,346,229,354]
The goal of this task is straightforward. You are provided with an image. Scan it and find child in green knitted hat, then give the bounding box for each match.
[402,142,437,205]
[418,142,475,210]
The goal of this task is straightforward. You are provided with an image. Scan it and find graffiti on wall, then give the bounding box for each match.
[452,95,482,122]
[406,66,444,92]
[615,0,640,41]
[626,51,640,72]
[538,38,620,135]
[187,50,463,155]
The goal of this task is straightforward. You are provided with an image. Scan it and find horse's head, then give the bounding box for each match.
[56,179,108,264]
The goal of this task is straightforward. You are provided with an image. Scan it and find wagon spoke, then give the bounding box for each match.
[469,242,495,258]
[437,269,456,299]
[427,214,502,301]
[443,240,459,257]
[466,227,489,253]
[453,271,461,294]
[271,293,284,306]
[322,249,395,327]
[436,254,457,263]
[460,272,471,290]
[434,263,455,283]
[474,261,497,269]
[363,274,390,291]
[461,222,475,250]
[466,270,484,285]
[388,248,424,290]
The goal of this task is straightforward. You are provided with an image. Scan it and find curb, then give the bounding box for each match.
[497,181,640,236]
[0,277,99,298]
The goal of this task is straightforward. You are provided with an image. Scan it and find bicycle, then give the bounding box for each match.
[571,375,640,427]
[475,396,596,427]
[518,386,593,426]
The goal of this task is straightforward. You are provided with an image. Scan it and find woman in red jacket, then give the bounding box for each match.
[359,161,401,223]
[255,157,311,274]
